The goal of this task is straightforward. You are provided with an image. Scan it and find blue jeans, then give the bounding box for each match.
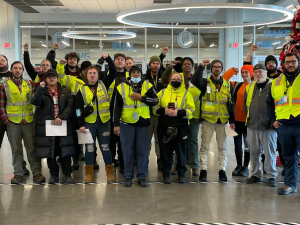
[276,125,300,188]
[187,118,200,169]
[84,118,112,166]
[120,123,149,180]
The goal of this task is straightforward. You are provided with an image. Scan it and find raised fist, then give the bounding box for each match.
[169,60,177,68]
[52,43,60,51]
[40,81,46,88]
[201,59,210,67]
[161,46,169,55]
[102,53,108,59]
[233,67,239,73]
[59,59,67,64]
[34,66,42,73]
[251,44,258,52]
[23,43,29,51]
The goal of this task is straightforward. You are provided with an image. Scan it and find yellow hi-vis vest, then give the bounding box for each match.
[57,63,85,96]
[154,84,195,120]
[179,73,201,119]
[3,80,34,124]
[201,77,231,123]
[271,74,300,120]
[108,71,130,101]
[245,81,256,124]
[117,80,152,123]
[80,81,110,123]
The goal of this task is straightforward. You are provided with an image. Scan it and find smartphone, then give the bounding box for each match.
[168,102,176,110]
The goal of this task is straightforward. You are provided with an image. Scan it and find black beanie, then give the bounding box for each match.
[81,61,92,71]
[265,55,278,67]
[210,59,223,72]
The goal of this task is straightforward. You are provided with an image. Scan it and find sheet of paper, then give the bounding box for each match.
[76,129,94,144]
[225,125,238,137]
[46,120,67,136]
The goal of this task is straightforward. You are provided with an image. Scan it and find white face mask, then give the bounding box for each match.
[131,77,141,84]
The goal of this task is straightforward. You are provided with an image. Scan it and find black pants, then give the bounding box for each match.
[0,119,6,148]
[157,123,188,178]
[277,138,285,167]
[233,121,250,167]
[47,137,72,176]
[71,110,82,162]
[110,119,124,168]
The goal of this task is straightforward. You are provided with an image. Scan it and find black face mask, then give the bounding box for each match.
[171,81,181,88]
[173,63,183,73]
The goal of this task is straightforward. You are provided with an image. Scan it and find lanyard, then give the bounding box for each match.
[151,74,158,89]
[284,78,292,95]
[128,85,137,109]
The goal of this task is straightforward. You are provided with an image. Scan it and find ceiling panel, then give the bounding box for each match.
[31,6,55,13]
[199,0,228,14]
[97,0,120,13]
[116,0,135,11]
[60,0,88,13]
[135,0,153,8]
[78,0,104,13]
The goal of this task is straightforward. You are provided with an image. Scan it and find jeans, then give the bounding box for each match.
[187,118,200,169]
[276,125,300,188]
[234,121,250,167]
[84,118,112,166]
[120,123,149,180]
[149,115,160,158]
[7,121,41,176]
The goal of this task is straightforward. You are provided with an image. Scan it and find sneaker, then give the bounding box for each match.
[72,161,79,170]
[178,177,186,183]
[171,167,177,175]
[219,170,227,182]
[268,178,277,187]
[232,166,242,176]
[23,166,30,176]
[138,179,148,187]
[277,186,297,195]
[163,177,171,184]
[11,175,23,184]
[79,152,85,161]
[192,168,199,176]
[33,173,45,183]
[123,179,132,187]
[93,160,99,170]
[65,175,74,184]
[238,166,249,177]
[48,176,59,184]
[199,170,207,182]
[246,175,261,184]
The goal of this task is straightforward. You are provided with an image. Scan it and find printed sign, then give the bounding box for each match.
[177,31,194,49]
[52,32,70,50]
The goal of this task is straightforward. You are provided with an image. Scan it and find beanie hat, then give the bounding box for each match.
[45,69,58,77]
[210,59,223,72]
[253,64,266,71]
[149,55,161,65]
[129,65,142,75]
[265,55,278,67]
[114,53,126,61]
[241,65,254,77]
[81,61,92,71]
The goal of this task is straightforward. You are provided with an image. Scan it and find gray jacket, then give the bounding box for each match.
[244,81,273,131]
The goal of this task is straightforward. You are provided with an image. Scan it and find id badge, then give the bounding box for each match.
[53,96,57,104]
[133,112,138,120]
[278,98,283,105]
[76,109,81,117]
[283,95,288,103]
[207,86,211,93]
[205,102,213,106]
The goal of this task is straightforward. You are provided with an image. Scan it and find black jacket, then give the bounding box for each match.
[23,51,39,81]
[31,83,75,159]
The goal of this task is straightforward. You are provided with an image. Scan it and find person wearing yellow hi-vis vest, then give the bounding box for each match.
[244,64,278,188]
[0,61,45,184]
[76,56,117,184]
[267,53,300,195]
[191,59,235,182]
[113,65,158,187]
[161,57,201,176]
[154,73,195,184]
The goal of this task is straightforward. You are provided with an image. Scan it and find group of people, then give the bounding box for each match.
[0,43,299,195]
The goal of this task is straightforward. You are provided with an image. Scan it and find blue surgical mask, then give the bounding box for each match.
[131,77,141,84]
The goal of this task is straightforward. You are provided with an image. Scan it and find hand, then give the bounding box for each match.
[201,59,210,67]
[54,118,62,126]
[273,121,283,129]
[40,81,46,88]
[23,43,29,51]
[34,66,42,73]
[80,126,86,133]
[170,109,178,117]
[169,60,177,68]
[230,123,235,130]
[59,59,67,65]
[161,46,169,55]
[250,44,258,52]
[114,126,120,136]
[233,67,239,73]
[102,53,108,59]
[130,93,142,101]
[52,43,60,51]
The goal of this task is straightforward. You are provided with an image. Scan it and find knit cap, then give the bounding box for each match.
[241,65,254,77]
[149,55,161,65]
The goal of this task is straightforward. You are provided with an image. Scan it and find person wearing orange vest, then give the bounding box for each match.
[267,52,300,195]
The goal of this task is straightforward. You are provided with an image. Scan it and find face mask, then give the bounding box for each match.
[131,77,141,84]
[171,81,181,88]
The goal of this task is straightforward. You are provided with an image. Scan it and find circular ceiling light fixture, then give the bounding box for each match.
[62,30,136,40]
[116,3,294,29]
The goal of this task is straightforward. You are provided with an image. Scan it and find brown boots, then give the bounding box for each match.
[84,165,94,183]
[105,164,115,183]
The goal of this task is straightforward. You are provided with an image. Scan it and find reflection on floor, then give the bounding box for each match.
[0,132,299,225]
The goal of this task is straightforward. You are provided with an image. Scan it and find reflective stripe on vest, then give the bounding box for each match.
[245,81,256,124]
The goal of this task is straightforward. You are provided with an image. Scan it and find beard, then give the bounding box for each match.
[0,64,8,73]
[267,67,277,74]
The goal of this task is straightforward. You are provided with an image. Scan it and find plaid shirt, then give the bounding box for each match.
[47,86,59,118]
[0,77,38,124]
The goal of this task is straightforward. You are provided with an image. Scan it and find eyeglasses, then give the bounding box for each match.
[284,60,297,65]
[212,66,222,69]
